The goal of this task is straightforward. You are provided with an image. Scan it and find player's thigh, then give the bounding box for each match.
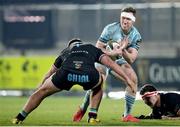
[95,63,108,79]
[121,63,137,83]
[110,70,126,83]
[37,76,61,97]
[109,63,137,83]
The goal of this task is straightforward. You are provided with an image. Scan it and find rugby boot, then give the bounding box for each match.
[73,106,85,122]
[12,118,23,124]
[122,114,140,122]
[88,117,100,124]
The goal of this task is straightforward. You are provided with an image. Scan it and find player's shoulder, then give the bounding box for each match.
[107,22,119,26]
[130,26,142,41]
[83,43,94,47]
[131,26,141,35]
[162,93,180,107]
[161,92,180,103]
[105,22,120,29]
[60,47,70,55]
[164,92,180,98]
[82,43,97,49]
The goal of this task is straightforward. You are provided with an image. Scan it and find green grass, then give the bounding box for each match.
[0,96,180,126]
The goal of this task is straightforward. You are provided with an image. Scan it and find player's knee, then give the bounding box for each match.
[132,79,138,93]
[128,74,137,86]
[92,83,102,93]
[29,91,42,101]
[96,65,107,75]
[92,86,103,96]
[133,75,138,86]
[126,86,137,95]
[124,64,138,84]
[129,72,138,86]
[33,87,50,99]
[126,77,138,94]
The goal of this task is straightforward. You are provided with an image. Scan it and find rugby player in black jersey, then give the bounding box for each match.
[12,38,135,124]
[138,84,180,120]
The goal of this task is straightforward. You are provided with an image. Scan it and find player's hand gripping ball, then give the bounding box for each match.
[106,40,121,60]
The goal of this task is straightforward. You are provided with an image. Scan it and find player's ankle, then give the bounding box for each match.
[16,113,26,121]
[88,112,97,120]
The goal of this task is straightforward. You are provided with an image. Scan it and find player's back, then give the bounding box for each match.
[160,93,180,115]
[162,92,180,104]
[62,44,103,71]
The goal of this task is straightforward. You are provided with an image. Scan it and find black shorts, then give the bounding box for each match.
[51,68,100,91]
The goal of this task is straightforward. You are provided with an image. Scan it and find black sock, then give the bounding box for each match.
[16,113,26,121]
[88,112,97,119]
[16,110,29,121]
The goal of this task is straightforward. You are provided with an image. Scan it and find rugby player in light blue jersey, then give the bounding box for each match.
[73,6,142,123]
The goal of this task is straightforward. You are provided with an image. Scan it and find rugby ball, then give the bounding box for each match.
[107,40,120,50]
[106,40,121,60]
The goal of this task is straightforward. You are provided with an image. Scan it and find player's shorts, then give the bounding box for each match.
[51,67,100,91]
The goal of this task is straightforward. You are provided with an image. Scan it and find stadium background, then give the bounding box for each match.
[0,0,180,96]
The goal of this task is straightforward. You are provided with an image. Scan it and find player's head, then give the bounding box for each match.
[120,6,136,33]
[67,38,83,49]
[140,84,159,108]
[140,84,157,95]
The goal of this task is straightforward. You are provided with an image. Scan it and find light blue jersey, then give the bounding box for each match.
[99,22,142,65]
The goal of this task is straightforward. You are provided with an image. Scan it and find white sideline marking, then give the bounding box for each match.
[107,91,180,100]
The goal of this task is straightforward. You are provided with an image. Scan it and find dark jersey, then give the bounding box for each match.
[151,93,180,119]
[54,47,70,68]
[54,44,104,71]
[51,44,105,91]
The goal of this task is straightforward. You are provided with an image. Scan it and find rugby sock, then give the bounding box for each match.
[80,90,91,111]
[124,94,135,117]
[16,110,29,121]
[88,108,97,119]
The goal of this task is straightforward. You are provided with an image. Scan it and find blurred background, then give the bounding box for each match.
[0,0,180,96]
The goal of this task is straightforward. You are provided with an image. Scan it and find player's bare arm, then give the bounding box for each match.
[96,40,123,57]
[118,36,129,49]
[122,48,138,64]
[96,40,117,56]
[162,115,180,120]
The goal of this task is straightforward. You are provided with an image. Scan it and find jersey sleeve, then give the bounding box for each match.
[54,55,63,68]
[151,108,163,119]
[98,24,112,44]
[92,46,105,62]
[53,48,70,68]
[127,33,142,51]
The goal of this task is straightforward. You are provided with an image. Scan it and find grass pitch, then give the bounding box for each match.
[0,96,180,126]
